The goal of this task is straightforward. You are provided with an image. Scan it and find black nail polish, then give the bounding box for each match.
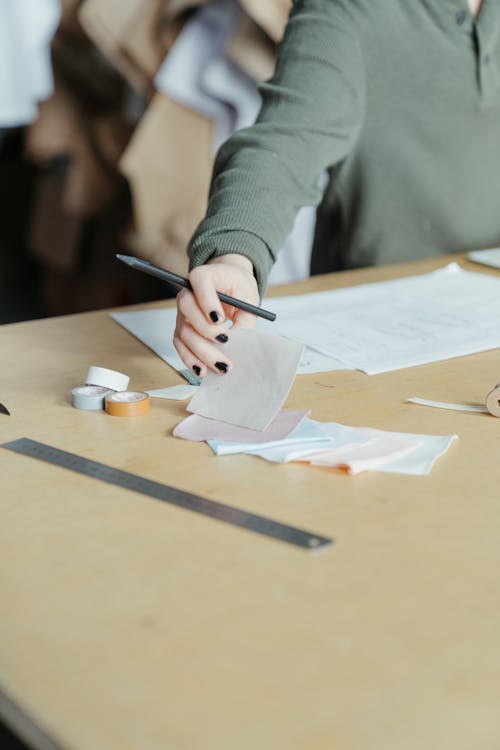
[215,361,228,373]
[192,364,201,376]
[209,310,219,323]
[215,333,228,343]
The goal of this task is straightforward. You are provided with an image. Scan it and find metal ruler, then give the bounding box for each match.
[0,683,65,750]
[3,438,333,551]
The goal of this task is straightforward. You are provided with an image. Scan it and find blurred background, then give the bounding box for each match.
[1,3,316,744]
[0,0,320,327]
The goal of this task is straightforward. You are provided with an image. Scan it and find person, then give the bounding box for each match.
[174,0,492,377]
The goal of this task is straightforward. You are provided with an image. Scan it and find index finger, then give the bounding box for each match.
[189,266,225,324]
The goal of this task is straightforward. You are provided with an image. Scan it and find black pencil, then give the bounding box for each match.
[116,254,277,322]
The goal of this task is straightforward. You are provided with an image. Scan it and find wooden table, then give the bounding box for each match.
[1,255,500,750]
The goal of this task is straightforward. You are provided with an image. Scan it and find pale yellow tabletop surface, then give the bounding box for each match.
[1,255,500,750]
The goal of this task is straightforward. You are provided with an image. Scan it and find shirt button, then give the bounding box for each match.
[456,9,467,25]
[484,54,491,65]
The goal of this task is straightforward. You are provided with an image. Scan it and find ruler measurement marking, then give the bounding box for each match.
[2,438,333,551]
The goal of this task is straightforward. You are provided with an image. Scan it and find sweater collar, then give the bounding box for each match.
[420,1,498,39]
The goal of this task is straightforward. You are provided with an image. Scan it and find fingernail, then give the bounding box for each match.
[192,365,201,376]
[209,310,219,323]
[215,361,228,373]
[215,333,228,343]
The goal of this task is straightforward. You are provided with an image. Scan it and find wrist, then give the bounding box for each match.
[207,253,254,275]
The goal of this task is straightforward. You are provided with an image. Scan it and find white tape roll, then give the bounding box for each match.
[72,385,112,411]
[85,366,129,392]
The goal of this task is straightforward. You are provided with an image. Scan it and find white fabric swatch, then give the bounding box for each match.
[207,417,369,458]
[146,385,199,400]
[291,433,422,474]
[207,418,457,476]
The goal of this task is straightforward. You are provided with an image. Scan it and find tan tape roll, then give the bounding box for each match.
[105,391,150,417]
[485,384,500,417]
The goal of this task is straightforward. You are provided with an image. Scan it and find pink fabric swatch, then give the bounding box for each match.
[173,409,308,443]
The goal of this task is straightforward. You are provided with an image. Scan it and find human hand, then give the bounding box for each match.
[173,254,260,376]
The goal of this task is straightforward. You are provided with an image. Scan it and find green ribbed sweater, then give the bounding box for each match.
[188,0,500,294]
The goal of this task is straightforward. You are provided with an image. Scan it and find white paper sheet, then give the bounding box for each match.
[111,307,352,377]
[111,264,500,377]
[468,247,500,270]
[187,329,303,430]
[259,263,500,374]
[110,308,201,385]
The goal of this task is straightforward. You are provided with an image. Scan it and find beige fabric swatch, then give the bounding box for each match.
[188,329,303,430]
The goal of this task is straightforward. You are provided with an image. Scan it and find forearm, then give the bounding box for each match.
[188,0,366,294]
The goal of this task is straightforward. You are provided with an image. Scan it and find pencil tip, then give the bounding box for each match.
[116,254,133,265]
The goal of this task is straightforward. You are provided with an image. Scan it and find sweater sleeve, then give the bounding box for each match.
[188,0,366,295]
